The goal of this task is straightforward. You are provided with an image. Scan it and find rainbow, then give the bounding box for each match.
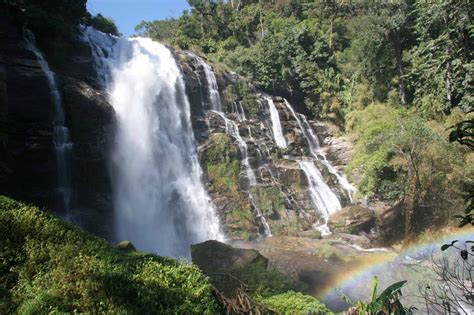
[319,228,474,305]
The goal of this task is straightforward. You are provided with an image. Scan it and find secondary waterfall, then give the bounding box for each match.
[265,96,287,148]
[299,161,341,235]
[190,53,222,112]
[83,28,222,258]
[27,39,73,213]
[192,53,273,236]
[283,99,347,234]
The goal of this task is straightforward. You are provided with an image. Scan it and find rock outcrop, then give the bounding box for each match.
[0,14,114,236]
[0,12,57,207]
[328,205,375,234]
[191,240,268,274]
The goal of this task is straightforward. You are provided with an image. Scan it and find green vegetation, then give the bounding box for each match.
[86,13,120,36]
[259,291,334,315]
[4,1,119,66]
[223,79,260,117]
[250,185,285,218]
[137,1,472,121]
[346,104,468,239]
[0,196,219,314]
[201,133,255,238]
[137,1,472,240]
[344,277,414,315]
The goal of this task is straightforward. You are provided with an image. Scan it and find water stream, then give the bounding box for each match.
[26,39,73,214]
[84,28,223,258]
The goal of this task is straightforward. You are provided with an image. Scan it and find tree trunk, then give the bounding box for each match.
[329,18,333,49]
[446,45,453,113]
[259,0,264,39]
[404,176,419,244]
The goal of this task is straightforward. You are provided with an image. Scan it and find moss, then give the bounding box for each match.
[201,133,255,238]
[0,196,219,314]
[223,80,259,117]
[250,186,286,218]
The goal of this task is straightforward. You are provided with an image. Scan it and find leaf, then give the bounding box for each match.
[441,244,451,251]
[377,280,407,304]
[370,276,379,303]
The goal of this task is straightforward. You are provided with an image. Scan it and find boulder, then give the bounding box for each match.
[375,202,404,244]
[191,240,268,274]
[328,205,375,234]
[116,240,136,251]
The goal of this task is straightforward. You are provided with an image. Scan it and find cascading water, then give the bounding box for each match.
[190,53,222,112]
[265,96,287,148]
[299,114,356,202]
[283,99,348,234]
[212,111,257,186]
[26,39,73,213]
[299,160,341,235]
[83,28,223,258]
[192,53,273,236]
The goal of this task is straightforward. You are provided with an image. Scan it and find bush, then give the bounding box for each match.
[0,196,219,314]
[86,13,120,36]
[258,291,334,314]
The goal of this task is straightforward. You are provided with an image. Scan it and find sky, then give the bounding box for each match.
[87,0,191,36]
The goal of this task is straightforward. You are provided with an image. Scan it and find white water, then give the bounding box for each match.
[190,53,222,112]
[26,39,73,213]
[265,96,287,148]
[83,28,223,258]
[299,114,356,202]
[283,99,348,234]
[299,160,341,235]
[213,111,257,186]
[192,54,273,236]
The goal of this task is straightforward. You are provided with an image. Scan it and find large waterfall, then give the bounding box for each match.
[26,39,73,214]
[84,28,222,258]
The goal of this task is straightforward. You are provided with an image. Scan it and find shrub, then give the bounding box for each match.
[258,291,334,315]
[0,196,219,314]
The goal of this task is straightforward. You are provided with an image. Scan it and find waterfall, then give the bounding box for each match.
[283,99,346,234]
[26,39,73,213]
[249,192,272,236]
[212,111,257,186]
[191,53,273,236]
[265,96,287,148]
[190,53,222,112]
[284,99,355,200]
[83,28,223,258]
[299,114,356,202]
[299,161,341,235]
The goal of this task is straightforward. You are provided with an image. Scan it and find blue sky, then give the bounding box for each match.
[87,0,190,36]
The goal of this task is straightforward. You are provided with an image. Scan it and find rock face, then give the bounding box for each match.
[375,202,405,244]
[178,52,356,240]
[0,14,360,244]
[0,12,114,236]
[0,10,57,207]
[328,205,375,234]
[191,240,268,274]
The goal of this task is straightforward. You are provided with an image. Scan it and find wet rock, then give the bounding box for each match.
[116,240,136,251]
[328,205,375,234]
[191,240,268,274]
[60,77,115,217]
[0,24,57,206]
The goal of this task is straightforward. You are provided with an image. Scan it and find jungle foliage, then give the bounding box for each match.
[136,0,473,238]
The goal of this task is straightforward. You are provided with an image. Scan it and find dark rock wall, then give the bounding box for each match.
[0,14,114,236]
